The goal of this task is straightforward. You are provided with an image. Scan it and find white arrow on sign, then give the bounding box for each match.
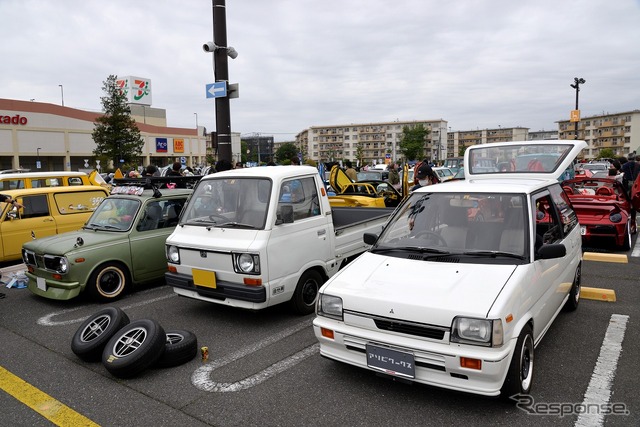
[206,82,227,98]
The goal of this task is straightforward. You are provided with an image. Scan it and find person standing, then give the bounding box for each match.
[387,162,400,190]
[410,162,439,192]
[344,160,357,181]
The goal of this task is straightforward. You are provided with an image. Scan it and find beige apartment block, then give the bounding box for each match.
[558,110,640,160]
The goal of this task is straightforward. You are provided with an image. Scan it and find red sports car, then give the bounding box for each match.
[562,177,639,250]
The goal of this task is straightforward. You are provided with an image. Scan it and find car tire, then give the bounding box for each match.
[155,330,198,368]
[563,263,581,312]
[621,221,632,251]
[71,307,130,362]
[88,262,130,302]
[102,319,166,378]
[290,270,324,315]
[500,325,534,400]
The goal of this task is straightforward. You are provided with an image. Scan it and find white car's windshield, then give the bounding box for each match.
[374,192,528,258]
[182,178,272,229]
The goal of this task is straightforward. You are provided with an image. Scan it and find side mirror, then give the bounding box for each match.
[276,205,294,225]
[537,243,566,260]
[363,232,378,245]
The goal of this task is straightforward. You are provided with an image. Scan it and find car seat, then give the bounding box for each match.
[138,204,162,231]
[595,186,613,196]
[499,208,525,254]
[440,206,470,248]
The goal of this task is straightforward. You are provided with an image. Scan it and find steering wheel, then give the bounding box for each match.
[412,230,448,246]
[208,213,227,222]
[107,217,122,225]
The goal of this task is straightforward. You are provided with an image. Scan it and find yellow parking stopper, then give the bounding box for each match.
[581,287,616,302]
[582,252,628,263]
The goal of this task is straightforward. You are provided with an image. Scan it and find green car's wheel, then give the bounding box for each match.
[88,262,130,302]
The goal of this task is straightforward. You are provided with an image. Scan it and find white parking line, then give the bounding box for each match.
[36,292,177,326]
[192,318,318,392]
[575,314,629,427]
[631,237,640,257]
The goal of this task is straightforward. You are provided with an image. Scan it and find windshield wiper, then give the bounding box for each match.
[85,223,121,230]
[370,246,450,255]
[461,250,525,260]
[214,222,256,229]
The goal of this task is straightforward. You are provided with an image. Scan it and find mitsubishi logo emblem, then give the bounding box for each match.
[389,309,394,314]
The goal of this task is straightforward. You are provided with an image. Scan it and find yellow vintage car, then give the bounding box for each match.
[328,164,409,208]
[0,170,106,191]
[0,185,109,262]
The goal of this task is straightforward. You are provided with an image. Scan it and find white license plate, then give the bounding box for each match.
[580,226,586,235]
[36,276,47,291]
[366,344,415,378]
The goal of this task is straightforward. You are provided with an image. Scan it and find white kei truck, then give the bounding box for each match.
[165,165,394,314]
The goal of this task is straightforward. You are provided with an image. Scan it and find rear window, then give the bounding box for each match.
[53,190,107,215]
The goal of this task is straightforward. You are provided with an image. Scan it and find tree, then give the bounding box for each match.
[355,141,364,167]
[598,148,614,160]
[275,142,299,163]
[399,124,430,161]
[92,75,145,170]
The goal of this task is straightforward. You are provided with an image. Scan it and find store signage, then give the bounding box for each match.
[1,114,28,125]
[174,138,184,153]
[156,138,168,153]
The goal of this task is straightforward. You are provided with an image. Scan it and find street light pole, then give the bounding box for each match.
[37,147,41,169]
[212,0,232,163]
[58,84,64,106]
[570,77,585,139]
[194,112,198,132]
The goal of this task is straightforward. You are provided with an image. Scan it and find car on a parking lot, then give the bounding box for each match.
[562,176,639,250]
[22,180,192,301]
[314,140,586,399]
[432,167,455,182]
[0,185,109,262]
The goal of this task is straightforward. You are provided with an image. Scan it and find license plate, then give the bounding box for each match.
[580,226,586,235]
[36,276,47,291]
[192,269,216,289]
[366,344,415,378]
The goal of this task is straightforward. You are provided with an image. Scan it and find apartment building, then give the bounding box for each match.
[558,110,640,160]
[445,127,528,158]
[296,119,448,165]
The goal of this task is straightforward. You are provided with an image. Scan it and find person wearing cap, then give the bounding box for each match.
[410,162,439,192]
[1,194,23,209]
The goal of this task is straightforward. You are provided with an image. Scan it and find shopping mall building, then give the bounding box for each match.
[0,85,208,172]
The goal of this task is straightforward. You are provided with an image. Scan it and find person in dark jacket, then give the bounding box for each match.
[410,162,439,192]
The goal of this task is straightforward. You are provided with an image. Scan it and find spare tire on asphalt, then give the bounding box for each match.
[155,330,198,368]
[102,318,166,378]
[71,306,130,362]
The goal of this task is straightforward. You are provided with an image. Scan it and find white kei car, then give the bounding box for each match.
[313,140,586,398]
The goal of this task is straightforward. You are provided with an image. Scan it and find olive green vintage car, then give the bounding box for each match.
[22,184,192,301]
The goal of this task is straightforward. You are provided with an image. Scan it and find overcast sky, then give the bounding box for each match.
[2,0,639,141]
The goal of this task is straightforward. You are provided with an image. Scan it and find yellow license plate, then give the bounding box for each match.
[193,269,217,289]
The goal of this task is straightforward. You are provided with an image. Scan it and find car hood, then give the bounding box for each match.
[22,229,128,255]
[322,252,517,327]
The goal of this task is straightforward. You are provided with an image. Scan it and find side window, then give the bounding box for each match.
[53,190,107,214]
[137,201,163,232]
[21,195,50,219]
[68,177,84,186]
[533,193,562,250]
[549,184,578,235]
[278,177,320,221]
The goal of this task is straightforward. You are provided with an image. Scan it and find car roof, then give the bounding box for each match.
[2,185,107,196]
[0,171,89,179]
[202,165,320,182]
[463,140,586,182]
[416,176,556,195]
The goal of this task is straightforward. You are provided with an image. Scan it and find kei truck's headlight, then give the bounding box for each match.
[166,245,180,264]
[317,294,343,320]
[451,317,503,347]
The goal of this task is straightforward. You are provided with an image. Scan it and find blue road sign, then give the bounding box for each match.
[206,82,227,98]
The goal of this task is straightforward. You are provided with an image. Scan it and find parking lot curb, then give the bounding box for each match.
[582,252,628,263]
[581,287,616,302]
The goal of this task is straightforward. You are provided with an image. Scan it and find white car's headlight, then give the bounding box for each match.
[317,294,343,320]
[451,317,503,347]
[233,253,260,274]
[167,245,180,264]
